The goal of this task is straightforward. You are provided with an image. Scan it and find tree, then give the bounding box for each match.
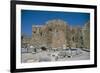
[82,21,90,49]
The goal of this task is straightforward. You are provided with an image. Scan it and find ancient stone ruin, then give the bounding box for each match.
[21,19,90,51]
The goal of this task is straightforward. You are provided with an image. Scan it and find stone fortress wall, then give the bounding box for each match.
[21,19,90,50]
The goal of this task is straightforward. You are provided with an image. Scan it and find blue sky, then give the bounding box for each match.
[21,10,90,36]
